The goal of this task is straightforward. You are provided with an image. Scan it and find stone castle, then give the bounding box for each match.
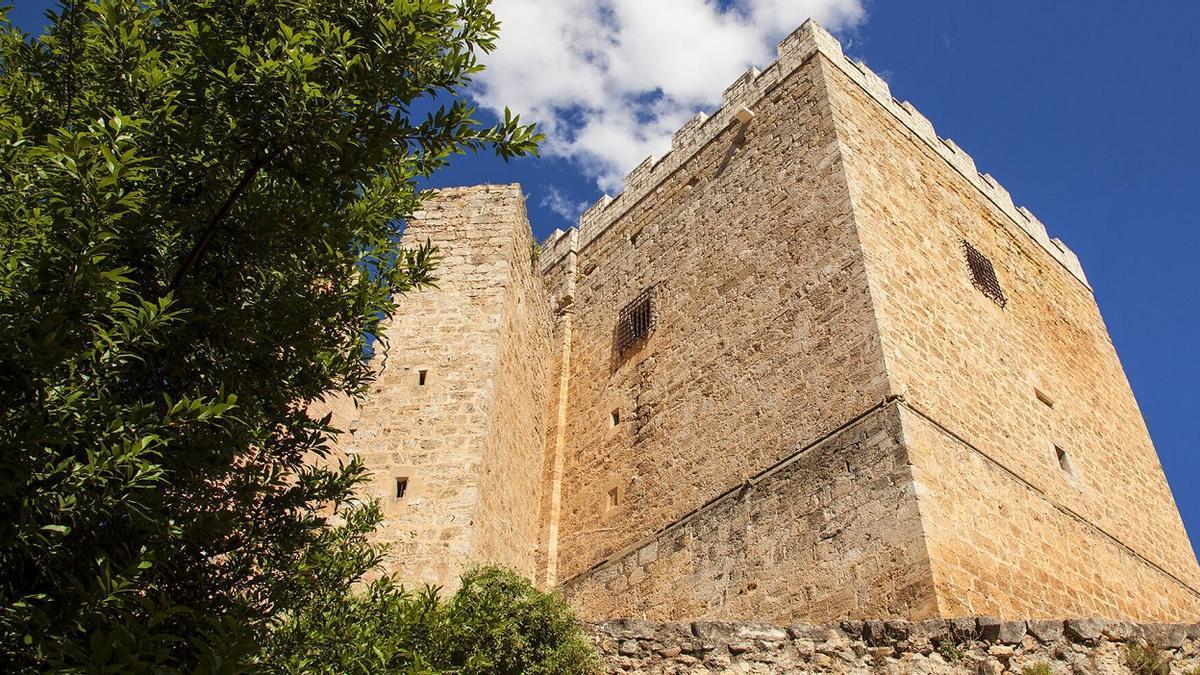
[321,20,1200,624]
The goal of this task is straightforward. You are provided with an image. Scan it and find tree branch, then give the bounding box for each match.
[167,157,269,292]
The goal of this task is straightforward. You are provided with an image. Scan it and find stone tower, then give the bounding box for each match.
[340,21,1200,621]
[336,186,553,588]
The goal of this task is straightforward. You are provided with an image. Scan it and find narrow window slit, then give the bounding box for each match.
[396,477,409,499]
[1055,446,1078,480]
[418,369,428,386]
[1036,389,1055,408]
[611,409,621,426]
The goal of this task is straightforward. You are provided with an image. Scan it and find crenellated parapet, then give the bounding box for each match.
[540,20,1089,288]
[539,226,576,273]
[807,23,1088,286]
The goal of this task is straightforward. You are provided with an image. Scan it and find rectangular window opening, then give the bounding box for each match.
[606,486,620,510]
[616,287,657,352]
[611,409,621,426]
[962,240,1008,307]
[417,370,428,386]
[396,477,409,499]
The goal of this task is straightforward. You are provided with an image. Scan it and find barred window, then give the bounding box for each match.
[962,240,1007,308]
[616,287,656,352]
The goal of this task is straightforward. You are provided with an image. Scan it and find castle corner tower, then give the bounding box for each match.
[341,22,1200,623]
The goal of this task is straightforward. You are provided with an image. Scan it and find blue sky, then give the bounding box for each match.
[10,1,1200,552]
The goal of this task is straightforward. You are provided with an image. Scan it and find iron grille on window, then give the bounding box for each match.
[962,240,1007,308]
[616,287,656,351]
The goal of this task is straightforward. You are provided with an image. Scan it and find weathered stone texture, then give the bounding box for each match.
[471,193,554,578]
[536,236,578,588]
[821,45,1200,617]
[560,404,935,623]
[549,42,894,603]
[327,20,1200,625]
[305,391,357,447]
[904,405,1200,620]
[588,618,1200,674]
[341,184,551,589]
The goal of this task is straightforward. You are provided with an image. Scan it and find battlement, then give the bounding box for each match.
[540,20,1089,288]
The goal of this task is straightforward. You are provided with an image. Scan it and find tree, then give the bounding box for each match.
[0,0,542,669]
[267,567,601,674]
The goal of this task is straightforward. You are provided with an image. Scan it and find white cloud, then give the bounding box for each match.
[473,0,866,194]
[539,185,591,224]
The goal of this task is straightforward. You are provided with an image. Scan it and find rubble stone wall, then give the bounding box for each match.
[589,617,1200,674]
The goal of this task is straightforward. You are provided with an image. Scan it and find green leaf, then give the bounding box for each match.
[0,0,545,669]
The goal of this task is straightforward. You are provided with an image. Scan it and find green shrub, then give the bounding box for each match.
[266,567,601,674]
[1124,640,1170,675]
[1021,662,1054,675]
[936,640,964,662]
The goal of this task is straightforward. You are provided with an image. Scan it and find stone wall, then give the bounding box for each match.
[471,191,554,578]
[590,617,1200,674]
[900,406,1200,621]
[547,27,894,609]
[341,184,551,589]
[538,19,1200,622]
[306,391,358,452]
[537,228,579,588]
[560,403,934,623]
[315,19,1200,626]
[819,27,1200,616]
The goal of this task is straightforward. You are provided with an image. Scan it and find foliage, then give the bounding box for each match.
[266,567,602,674]
[1124,640,1170,675]
[0,0,540,670]
[936,640,964,662]
[1021,662,1054,675]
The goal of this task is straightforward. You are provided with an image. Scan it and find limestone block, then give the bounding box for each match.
[1065,618,1104,643]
